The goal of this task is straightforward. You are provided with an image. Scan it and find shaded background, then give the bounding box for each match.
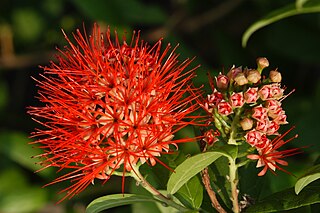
[0,0,319,212]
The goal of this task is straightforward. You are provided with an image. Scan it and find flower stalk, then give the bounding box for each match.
[227,110,241,212]
[229,158,240,213]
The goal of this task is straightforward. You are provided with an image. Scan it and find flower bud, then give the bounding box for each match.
[244,87,259,103]
[234,73,248,86]
[240,118,253,131]
[244,130,262,147]
[256,121,269,133]
[252,105,268,122]
[217,101,233,116]
[268,108,282,119]
[246,69,261,83]
[256,57,269,72]
[207,90,223,106]
[258,85,271,100]
[216,73,229,90]
[265,99,281,112]
[270,84,283,100]
[230,92,244,108]
[273,110,288,124]
[269,70,282,83]
[267,121,280,135]
[203,129,219,145]
[245,130,270,149]
[227,66,242,80]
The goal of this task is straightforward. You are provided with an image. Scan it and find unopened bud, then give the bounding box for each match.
[216,73,229,90]
[240,118,253,131]
[256,57,269,73]
[227,66,242,80]
[234,73,248,86]
[269,70,282,82]
[246,69,261,83]
[230,92,244,108]
[217,101,233,116]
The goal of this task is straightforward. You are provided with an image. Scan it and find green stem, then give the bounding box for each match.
[228,108,242,145]
[227,107,242,212]
[109,170,132,177]
[213,114,227,138]
[214,110,231,130]
[229,158,240,213]
[130,165,190,212]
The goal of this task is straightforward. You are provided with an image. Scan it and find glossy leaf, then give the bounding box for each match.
[295,164,320,194]
[86,194,161,213]
[242,2,320,47]
[167,149,232,195]
[176,176,203,209]
[245,186,320,212]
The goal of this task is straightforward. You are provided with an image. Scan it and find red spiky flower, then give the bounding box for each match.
[28,24,201,200]
[247,126,301,176]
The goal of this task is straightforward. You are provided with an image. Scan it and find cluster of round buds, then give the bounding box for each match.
[203,58,287,129]
[201,58,298,175]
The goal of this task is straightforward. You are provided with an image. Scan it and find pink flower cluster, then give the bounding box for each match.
[205,89,244,116]
[244,84,288,149]
[201,58,300,176]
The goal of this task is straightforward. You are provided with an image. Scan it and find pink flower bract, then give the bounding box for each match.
[28,25,201,200]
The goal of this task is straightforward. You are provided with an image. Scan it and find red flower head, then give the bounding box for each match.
[28,25,201,200]
[247,126,301,176]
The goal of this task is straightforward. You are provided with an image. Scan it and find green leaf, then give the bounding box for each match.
[167,149,232,195]
[86,194,161,213]
[212,144,238,160]
[245,186,320,212]
[176,176,203,209]
[295,164,320,194]
[242,2,320,47]
[296,0,310,9]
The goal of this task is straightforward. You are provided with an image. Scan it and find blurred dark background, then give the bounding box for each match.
[0,0,319,212]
